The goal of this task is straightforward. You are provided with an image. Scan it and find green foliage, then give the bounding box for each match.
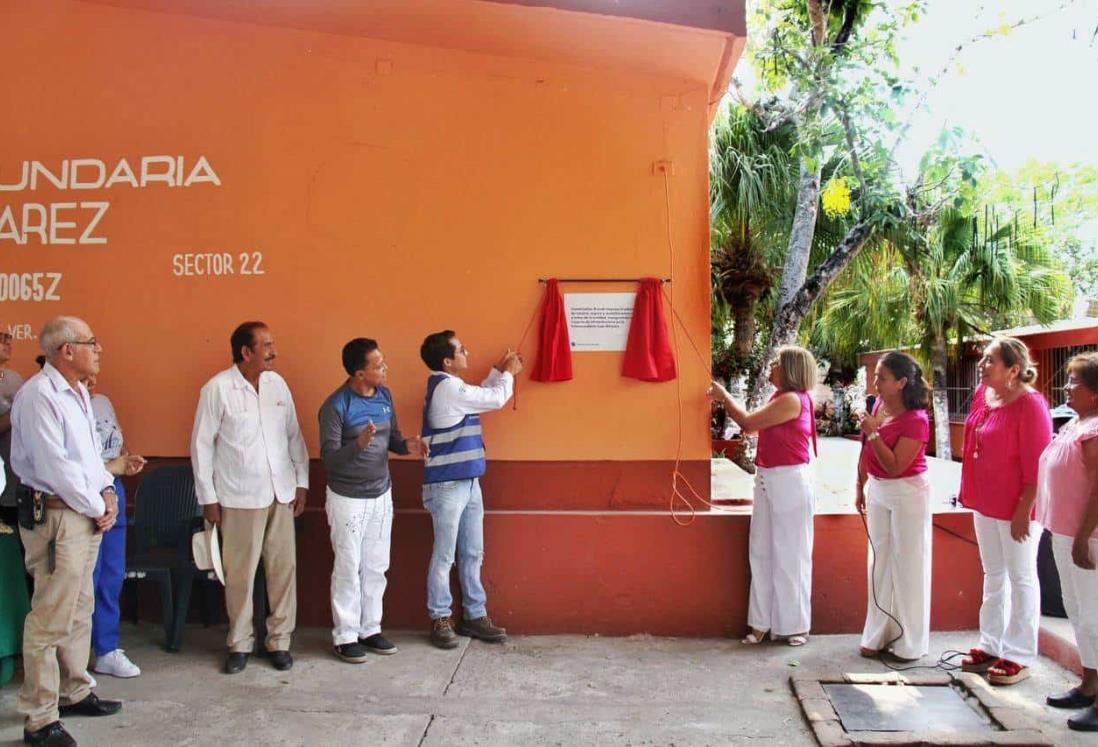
[716,0,1080,404]
[709,98,858,380]
[978,161,1098,298]
[812,143,1075,370]
[746,0,927,212]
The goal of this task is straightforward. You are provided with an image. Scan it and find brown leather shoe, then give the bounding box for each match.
[457,616,507,642]
[430,616,460,649]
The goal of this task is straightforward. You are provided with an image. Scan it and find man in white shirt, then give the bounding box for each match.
[191,321,308,675]
[10,316,122,746]
[418,330,522,649]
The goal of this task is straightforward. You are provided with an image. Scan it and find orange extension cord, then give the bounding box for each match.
[660,169,722,525]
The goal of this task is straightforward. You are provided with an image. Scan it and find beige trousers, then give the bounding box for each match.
[221,501,297,653]
[18,508,102,732]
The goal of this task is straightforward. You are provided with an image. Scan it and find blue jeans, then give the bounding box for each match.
[423,478,487,620]
[92,478,126,657]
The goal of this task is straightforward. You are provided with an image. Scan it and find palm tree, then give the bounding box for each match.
[814,206,1071,458]
[709,103,798,381]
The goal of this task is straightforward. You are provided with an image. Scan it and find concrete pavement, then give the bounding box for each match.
[1,624,1094,746]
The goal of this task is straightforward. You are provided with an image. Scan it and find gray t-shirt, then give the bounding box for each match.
[318,383,409,499]
[0,367,25,506]
[91,393,124,460]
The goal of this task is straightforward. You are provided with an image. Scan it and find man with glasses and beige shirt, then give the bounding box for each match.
[191,321,309,675]
[10,316,122,747]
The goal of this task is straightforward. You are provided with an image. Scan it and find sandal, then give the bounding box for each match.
[741,629,769,645]
[987,659,1030,686]
[960,648,996,673]
[859,646,880,658]
[787,634,809,647]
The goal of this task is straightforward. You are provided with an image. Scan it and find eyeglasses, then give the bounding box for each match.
[59,338,100,351]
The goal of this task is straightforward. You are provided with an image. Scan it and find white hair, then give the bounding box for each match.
[40,316,88,358]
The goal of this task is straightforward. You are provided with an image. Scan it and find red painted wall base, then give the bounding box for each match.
[128,460,984,636]
[297,509,982,636]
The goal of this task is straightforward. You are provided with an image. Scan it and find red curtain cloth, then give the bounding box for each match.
[530,278,573,382]
[622,277,676,382]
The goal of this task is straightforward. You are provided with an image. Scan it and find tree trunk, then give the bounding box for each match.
[806,0,828,46]
[746,163,823,408]
[929,331,953,460]
[748,220,875,408]
[731,290,758,358]
[776,164,823,309]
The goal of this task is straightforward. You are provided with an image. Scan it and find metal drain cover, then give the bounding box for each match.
[823,683,992,733]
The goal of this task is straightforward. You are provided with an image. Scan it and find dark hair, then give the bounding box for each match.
[34,354,46,370]
[230,321,267,363]
[1068,351,1098,392]
[879,351,930,411]
[342,337,379,376]
[420,330,457,372]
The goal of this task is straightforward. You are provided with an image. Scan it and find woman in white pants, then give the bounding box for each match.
[1036,351,1098,732]
[855,352,932,661]
[959,337,1053,685]
[710,346,818,647]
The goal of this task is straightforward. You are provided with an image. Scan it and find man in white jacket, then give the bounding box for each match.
[191,321,308,675]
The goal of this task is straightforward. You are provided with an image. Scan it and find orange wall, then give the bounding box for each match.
[0,0,712,461]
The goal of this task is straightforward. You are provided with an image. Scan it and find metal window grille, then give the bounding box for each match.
[1039,344,1098,407]
[945,356,979,420]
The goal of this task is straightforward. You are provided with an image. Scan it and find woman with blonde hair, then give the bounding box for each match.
[1036,351,1098,731]
[709,345,818,647]
[959,337,1053,685]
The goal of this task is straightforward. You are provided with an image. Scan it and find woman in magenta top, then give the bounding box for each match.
[709,346,817,647]
[856,352,932,661]
[959,337,1053,686]
[1035,351,1098,731]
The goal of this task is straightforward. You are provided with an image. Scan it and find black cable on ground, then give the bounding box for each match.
[860,509,972,673]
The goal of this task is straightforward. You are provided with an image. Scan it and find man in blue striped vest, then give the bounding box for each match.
[419,330,522,649]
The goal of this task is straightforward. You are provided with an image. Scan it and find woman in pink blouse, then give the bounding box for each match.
[959,337,1053,685]
[1036,351,1098,732]
[856,352,932,661]
[709,346,818,647]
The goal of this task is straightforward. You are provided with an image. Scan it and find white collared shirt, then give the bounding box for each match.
[9,363,114,518]
[426,369,514,429]
[190,366,309,508]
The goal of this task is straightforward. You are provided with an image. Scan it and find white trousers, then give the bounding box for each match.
[972,512,1040,666]
[1052,533,1098,670]
[326,487,393,646]
[748,464,814,636]
[860,475,932,659]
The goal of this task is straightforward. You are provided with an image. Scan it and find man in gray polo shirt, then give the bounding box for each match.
[319,338,427,662]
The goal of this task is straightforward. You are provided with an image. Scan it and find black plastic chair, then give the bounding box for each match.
[124,465,214,651]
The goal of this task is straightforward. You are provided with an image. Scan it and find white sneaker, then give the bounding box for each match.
[93,649,141,678]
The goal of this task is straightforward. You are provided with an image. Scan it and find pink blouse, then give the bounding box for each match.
[862,403,929,479]
[959,384,1053,521]
[756,391,816,468]
[1036,417,1098,540]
